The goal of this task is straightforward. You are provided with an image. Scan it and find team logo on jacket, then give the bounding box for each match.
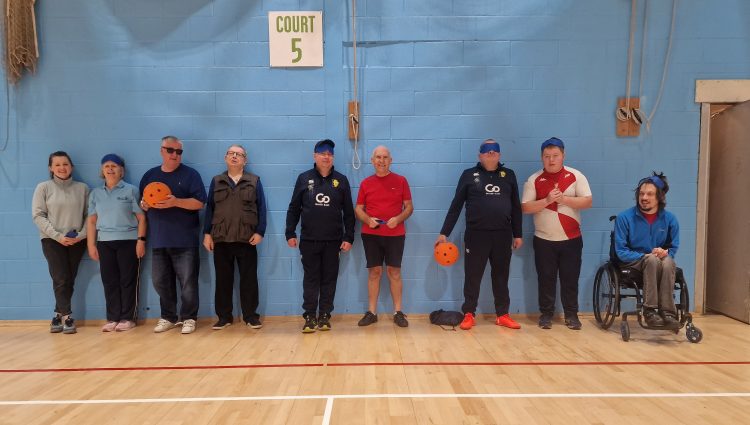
[315,193,331,206]
[500,171,506,178]
[484,184,501,195]
[333,179,339,188]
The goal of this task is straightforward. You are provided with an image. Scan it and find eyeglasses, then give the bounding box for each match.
[161,147,183,155]
[226,151,247,158]
[315,151,333,157]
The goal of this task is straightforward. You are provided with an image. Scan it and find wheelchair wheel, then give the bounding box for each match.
[675,268,690,323]
[620,321,630,342]
[593,263,619,329]
[686,323,703,343]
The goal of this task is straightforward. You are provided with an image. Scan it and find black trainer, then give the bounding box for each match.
[358,311,378,327]
[644,308,664,327]
[393,311,409,327]
[50,315,63,333]
[317,313,331,331]
[661,312,679,328]
[302,313,317,333]
[564,313,582,330]
[538,313,553,329]
[63,317,77,334]
[246,316,263,329]
[212,319,232,330]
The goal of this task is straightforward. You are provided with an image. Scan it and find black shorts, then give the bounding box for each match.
[361,234,405,268]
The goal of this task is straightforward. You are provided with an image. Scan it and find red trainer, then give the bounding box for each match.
[495,314,521,329]
[459,312,475,330]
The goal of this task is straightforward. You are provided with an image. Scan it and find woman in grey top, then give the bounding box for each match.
[31,151,89,334]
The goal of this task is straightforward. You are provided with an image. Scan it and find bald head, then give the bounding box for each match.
[371,145,393,177]
[371,145,391,158]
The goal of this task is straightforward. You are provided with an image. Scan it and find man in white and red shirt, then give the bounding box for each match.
[355,146,414,328]
[522,137,592,330]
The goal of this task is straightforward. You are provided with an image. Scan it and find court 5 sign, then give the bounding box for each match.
[268,11,323,67]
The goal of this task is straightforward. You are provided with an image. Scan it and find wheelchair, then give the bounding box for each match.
[592,216,703,343]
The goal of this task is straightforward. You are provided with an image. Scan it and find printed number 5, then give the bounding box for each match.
[291,38,302,63]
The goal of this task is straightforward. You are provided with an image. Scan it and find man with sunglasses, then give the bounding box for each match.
[286,139,355,333]
[203,145,266,331]
[521,137,592,330]
[614,173,680,328]
[436,139,523,331]
[139,136,206,334]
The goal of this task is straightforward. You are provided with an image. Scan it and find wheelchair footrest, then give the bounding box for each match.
[640,322,682,331]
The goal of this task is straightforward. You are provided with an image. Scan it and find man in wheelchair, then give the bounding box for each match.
[614,172,680,328]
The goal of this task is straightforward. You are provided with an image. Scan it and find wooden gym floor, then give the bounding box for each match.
[0,314,748,424]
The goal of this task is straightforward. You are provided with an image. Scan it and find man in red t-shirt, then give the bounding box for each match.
[354,146,414,327]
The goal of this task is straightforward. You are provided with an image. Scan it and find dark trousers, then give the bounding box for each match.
[533,236,583,316]
[462,229,513,316]
[41,238,85,316]
[299,240,341,315]
[151,247,200,322]
[97,240,139,322]
[213,242,259,323]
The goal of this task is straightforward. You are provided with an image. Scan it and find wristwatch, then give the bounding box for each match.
[138,236,147,242]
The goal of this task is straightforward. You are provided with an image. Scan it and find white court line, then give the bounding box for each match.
[322,397,334,425]
[1,392,749,406]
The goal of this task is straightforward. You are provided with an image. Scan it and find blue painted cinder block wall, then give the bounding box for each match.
[1,0,749,320]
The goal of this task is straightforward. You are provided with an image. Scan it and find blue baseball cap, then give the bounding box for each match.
[101,153,124,166]
[541,137,565,151]
[314,139,335,154]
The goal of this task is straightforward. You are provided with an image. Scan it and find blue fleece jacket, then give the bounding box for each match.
[614,206,679,263]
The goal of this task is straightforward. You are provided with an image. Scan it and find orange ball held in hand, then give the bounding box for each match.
[434,242,460,267]
[143,182,172,207]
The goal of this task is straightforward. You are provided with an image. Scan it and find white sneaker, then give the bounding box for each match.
[181,319,196,334]
[154,318,178,333]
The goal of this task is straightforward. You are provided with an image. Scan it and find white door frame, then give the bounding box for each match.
[694,80,750,313]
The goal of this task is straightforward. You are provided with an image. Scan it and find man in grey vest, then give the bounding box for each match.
[203,144,267,330]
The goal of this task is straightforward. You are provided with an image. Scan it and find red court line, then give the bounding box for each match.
[0,363,325,373]
[1,361,749,374]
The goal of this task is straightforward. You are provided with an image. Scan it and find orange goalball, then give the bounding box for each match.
[434,242,459,267]
[143,182,172,207]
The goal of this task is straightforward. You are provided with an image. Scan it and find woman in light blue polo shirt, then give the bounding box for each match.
[87,154,146,332]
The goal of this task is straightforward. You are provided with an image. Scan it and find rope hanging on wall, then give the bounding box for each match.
[4,0,39,84]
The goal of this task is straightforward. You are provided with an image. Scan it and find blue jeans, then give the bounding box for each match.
[152,247,200,322]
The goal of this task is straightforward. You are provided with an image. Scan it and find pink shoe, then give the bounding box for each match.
[115,320,136,332]
[101,321,117,332]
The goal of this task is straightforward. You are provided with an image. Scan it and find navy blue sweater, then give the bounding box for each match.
[285,166,355,243]
[440,162,522,238]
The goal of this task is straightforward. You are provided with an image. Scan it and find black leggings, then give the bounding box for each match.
[41,238,85,316]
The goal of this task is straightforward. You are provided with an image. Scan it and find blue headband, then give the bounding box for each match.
[648,175,665,190]
[101,153,124,166]
[479,142,500,154]
[541,137,564,151]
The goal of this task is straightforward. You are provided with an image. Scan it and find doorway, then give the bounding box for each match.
[695,80,750,324]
